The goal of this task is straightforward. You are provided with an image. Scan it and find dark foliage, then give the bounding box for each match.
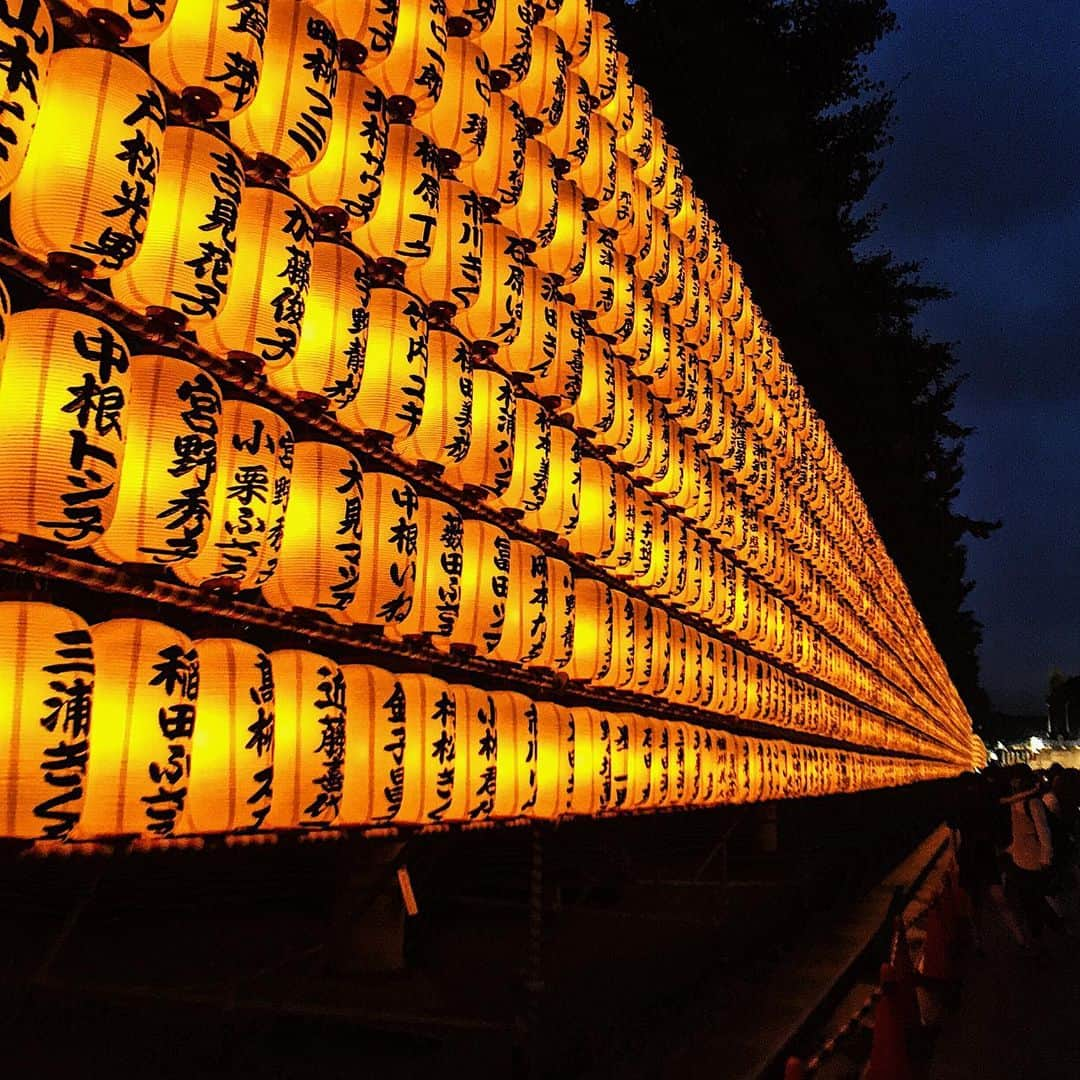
[603,0,999,721]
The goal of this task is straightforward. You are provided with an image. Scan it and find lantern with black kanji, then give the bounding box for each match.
[184,638,275,833]
[173,401,293,590]
[411,178,486,314]
[492,690,538,818]
[491,540,548,664]
[442,368,515,497]
[264,649,346,829]
[341,470,418,627]
[0,309,131,548]
[459,89,527,207]
[78,619,198,838]
[0,603,93,840]
[261,442,364,620]
[198,186,313,368]
[94,356,222,567]
[436,518,510,656]
[413,31,490,164]
[391,496,463,641]
[9,48,167,276]
[568,705,612,814]
[0,0,52,197]
[531,177,588,283]
[365,0,447,116]
[529,700,573,819]
[566,577,612,684]
[292,68,388,226]
[522,422,580,538]
[493,394,550,515]
[336,286,429,441]
[149,0,268,120]
[112,125,244,324]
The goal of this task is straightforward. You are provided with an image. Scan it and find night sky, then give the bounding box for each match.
[864,1,1080,717]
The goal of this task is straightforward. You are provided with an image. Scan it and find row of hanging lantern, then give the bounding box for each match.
[0,601,958,842]
[0,1,974,769]
[0,294,963,760]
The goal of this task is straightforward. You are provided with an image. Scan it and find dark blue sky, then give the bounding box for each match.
[863,1,1080,716]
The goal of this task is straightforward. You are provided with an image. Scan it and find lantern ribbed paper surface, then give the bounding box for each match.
[501,138,559,246]
[0,0,52,198]
[230,0,336,175]
[491,539,548,664]
[413,33,490,164]
[477,0,532,86]
[507,23,567,135]
[453,222,524,348]
[343,470,417,626]
[264,649,346,829]
[522,423,580,537]
[0,309,131,547]
[198,186,313,367]
[173,400,293,590]
[10,48,167,276]
[0,603,93,840]
[267,241,370,408]
[530,700,573,819]
[411,178,485,312]
[150,0,268,120]
[442,368,515,496]
[493,394,550,515]
[94,355,222,566]
[392,495,463,640]
[112,125,244,323]
[291,68,388,224]
[459,90,527,207]
[336,286,428,441]
[530,178,587,283]
[68,0,177,45]
[78,619,197,838]
[491,689,538,818]
[184,638,275,833]
[365,0,447,116]
[437,518,509,655]
[568,706,612,814]
[261,441,364,619]
[445,683,498,822]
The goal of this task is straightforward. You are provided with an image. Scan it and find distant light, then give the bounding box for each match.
[1030,736,1046,752]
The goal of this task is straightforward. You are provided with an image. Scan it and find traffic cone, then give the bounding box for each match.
[863,964,914,1080]
[890,918,921,1032]
[783,1057,806,1080]
[918,897,956,983]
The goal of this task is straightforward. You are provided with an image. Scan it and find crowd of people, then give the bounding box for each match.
[949,763,1080,948]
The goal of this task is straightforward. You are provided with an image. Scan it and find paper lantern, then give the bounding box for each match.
[0,274,7,351]
[411,178,486,312]
[339,470,418,626]
[649,721,670,805]
[569,455,615,559]
[529,700,573,818]
[622,714,657,809]
[507,23,567,135]
[458,89,527,206]
[592,248,635,345]
[442,368,515,496]
[351,122,440,267]
[597,47,631,134]
[365,0,447,116]
[0,603,93,840]
[309,0,393,53]
[266,240,369,409]
[593,588,633,690]
[477,0,532,86]
[67,0,177,45]
[78,619,197,838]
[149,0,267,120]
[291,68,388,224]
[260,441,363,618]
[612,376,653,470]
[262,650,345,829]
[493,394,551,514]
[337,663,397,825]
[396,324,472,469]
[437,518,510,654]
[414,33,490,164]
[94,356,221,566]
[522,423,580,537]
[550,0,590,63]
[228,1,337,175]
[572,113,616,204]
[491,540,548,664]
[111,126,243,324]
[0,309,131,547]
[491,690,538,817]
[198,185,314,367]
[569,332,615,435]
[576,9,614,104]
[445,683,498,821]
[445,0,495,33]
[595,471,635,575]
[502,137,559,245]
[0,0,52,197]
[496,266,584,404]
[184,638,275,833]
[453,222,525,349]
[525,556,575,670]
[9,48,166,276]
[336,286,428,441]
[173,400,293,589]
[566,577,612,683]
[636,112,666,201]
[531,177,588,282]
[537,69,589,168]
[391,496,463,640]
[628,598,656,693]
[567,706,612,814]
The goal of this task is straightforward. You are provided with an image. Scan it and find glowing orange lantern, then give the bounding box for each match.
[491,540,548,664]
[10,48,166,276]
[442,368,515,496]
[459,90,527,207]
[566,577,612,683]
[0,309,131,548]
[365,0,447,116]
[437,518,510,655]
[0,603,93,840]
[531,177,588,283]
[413,32,490,164]
[0,0,52,197]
